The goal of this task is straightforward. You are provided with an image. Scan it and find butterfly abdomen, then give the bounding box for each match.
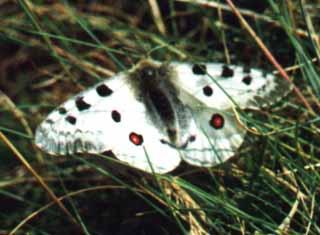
[147,88,175,127]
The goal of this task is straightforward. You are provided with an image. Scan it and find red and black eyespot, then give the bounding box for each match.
[202,85,213,96]
[96,84,113,97]
[192,64,207,75]
[209,113,224,129]
[221,65,234,78]
[129,132,144,146]
[111,110,121,123]
[66,115,77,125]
[242,75,252,85]
[75,96,91,111]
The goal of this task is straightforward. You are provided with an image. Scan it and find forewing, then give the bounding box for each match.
[171,62,289,109]
[35,73,181,173]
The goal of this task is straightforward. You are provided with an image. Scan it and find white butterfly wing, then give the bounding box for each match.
[36,60,288,173]
[35,73,181,173]
[170,62,282,167]
[181,108,246,167]
[172,62,288,109]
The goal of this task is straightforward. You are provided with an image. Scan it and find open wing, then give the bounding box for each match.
[171,62,289,109]
[35,73,181,173]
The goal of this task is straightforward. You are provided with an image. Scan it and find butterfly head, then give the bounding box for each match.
[130,60,171,84]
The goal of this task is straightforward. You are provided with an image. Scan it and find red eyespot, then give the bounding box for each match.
[129,132,144,145]
[209,113,224,129]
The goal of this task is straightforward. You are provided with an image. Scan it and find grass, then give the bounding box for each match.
[0,0,319,234]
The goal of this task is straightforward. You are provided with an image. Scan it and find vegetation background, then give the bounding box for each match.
[0,0,319,234]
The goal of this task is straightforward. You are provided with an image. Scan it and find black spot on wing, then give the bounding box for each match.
[103,150,115,157]
[189,135,196,142]
[45,119,54,124]
[96,84,113,97]
[111,110,121,123]
[242,75,252,85]
[221,65,234,77]
[202,85,213,96]
[66,115,77,125]
[192,64,207,75]
[75,96,91,111]
[58,107,67,115]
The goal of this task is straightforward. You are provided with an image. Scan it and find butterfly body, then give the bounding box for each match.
[35,59,289,173]
[128,60,195,148]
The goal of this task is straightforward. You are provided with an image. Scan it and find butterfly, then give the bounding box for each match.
[35,59,289,173]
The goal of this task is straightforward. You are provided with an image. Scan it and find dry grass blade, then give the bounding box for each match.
[9,185,126,235]
[162,180,208,235]
[0,90,44,163]
[148,0,167,35]
[262,167,307,200]
[217,3,231,64]
[301,0,320,59]
[178,0,315,114]
[136,178,209,235]
[276,193,300,234]
[0,131,77,225]
[176,0,320,41]
[224,0,314,114]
